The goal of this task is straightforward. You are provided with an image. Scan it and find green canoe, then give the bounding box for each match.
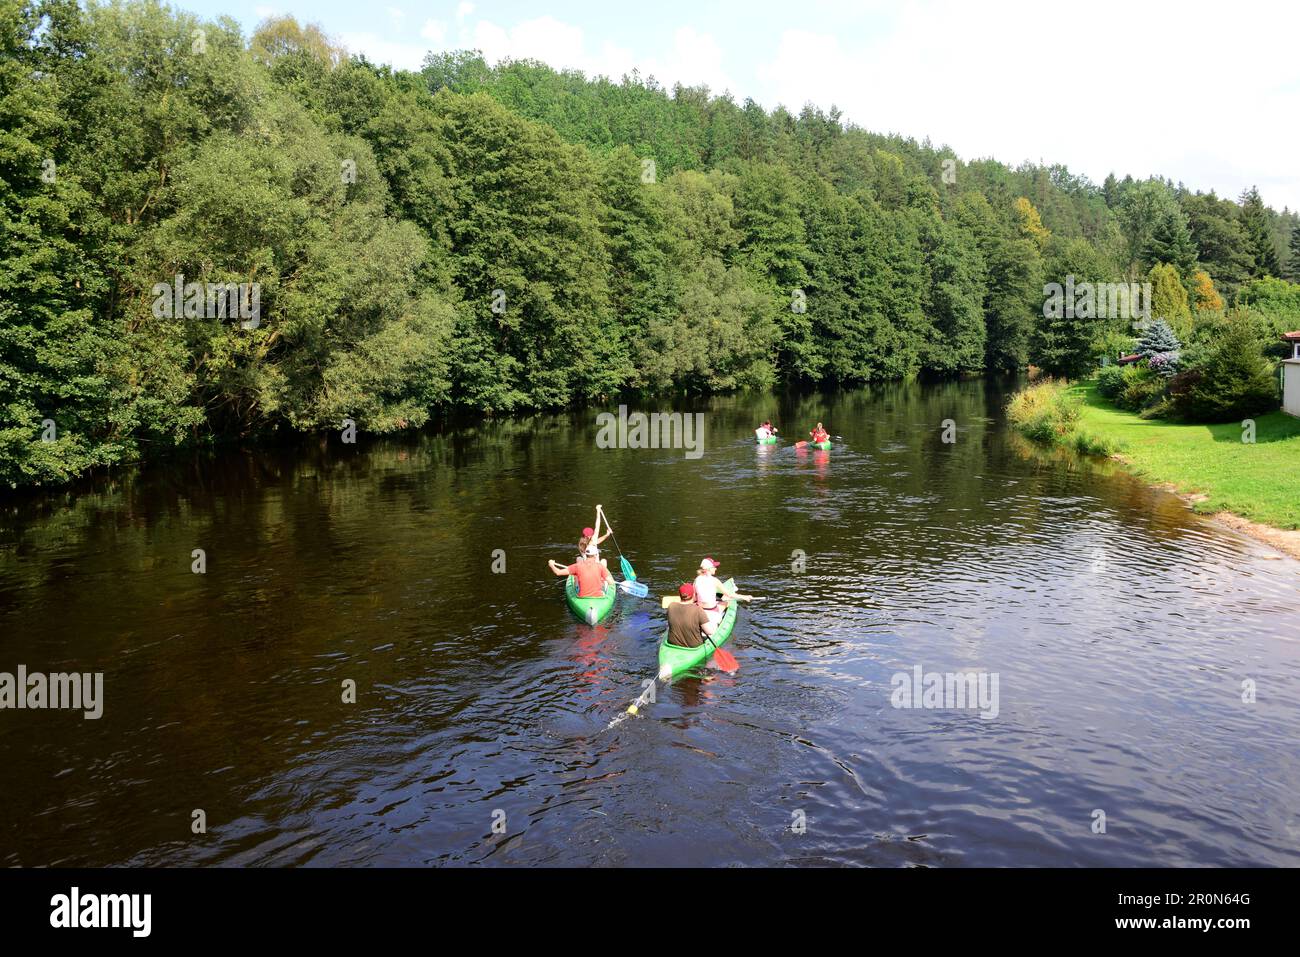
[566,575,617,625]
[810,440,832,449]
[658,578,739,680]
[755,435,778,445]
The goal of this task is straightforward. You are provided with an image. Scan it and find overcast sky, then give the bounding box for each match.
[183,0,1300,211]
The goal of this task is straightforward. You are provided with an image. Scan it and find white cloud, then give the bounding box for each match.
[386,6,404,22]
[467,17,733,93]
[457,2,475,21]
[755,0,1300,210]
[420,19,447,44]
[338,32,429,72]
[253,5,279,20]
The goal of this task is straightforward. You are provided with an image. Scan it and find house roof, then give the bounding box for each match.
[1282,331,1300,341]
[1117,353,1142,364]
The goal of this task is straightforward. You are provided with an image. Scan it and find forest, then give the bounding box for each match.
[4,0,1300,487]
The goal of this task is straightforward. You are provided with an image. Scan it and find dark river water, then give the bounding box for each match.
[2,379,1298,867]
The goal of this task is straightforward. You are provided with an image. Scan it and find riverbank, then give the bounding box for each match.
[1072,382,1300,558]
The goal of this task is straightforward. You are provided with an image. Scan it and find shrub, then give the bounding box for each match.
[1167,368,1203,402]
[1116,363,1166,412]
[1071,428,1118,456]
[1147,352,1179,378]
[1172,317,1279,422]
[1138,398,1173,420]
[1095,364,1127,400]
[1007,379,1081,443]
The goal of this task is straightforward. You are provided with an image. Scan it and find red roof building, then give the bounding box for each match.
[1283,331,1300,359]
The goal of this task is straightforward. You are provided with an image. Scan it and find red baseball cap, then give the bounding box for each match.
[678,582,695,600]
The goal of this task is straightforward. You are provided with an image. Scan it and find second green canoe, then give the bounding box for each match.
[810,440,832,449]
[658,578,740,680]
[566,575,617,625]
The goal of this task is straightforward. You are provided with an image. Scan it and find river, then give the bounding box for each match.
[2,378,1298,866]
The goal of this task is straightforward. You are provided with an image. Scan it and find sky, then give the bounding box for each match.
[180,0,1300,211]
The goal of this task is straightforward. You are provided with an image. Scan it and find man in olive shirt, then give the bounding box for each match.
[666,582,718,648]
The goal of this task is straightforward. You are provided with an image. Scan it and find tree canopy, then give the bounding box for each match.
[3,2,1298,487]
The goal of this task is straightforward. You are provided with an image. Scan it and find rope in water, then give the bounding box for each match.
[604,674,661,730]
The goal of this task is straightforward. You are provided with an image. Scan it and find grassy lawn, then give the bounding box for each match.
[1072,381,1300,529]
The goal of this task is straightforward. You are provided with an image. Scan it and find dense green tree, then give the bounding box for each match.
[1148,262,1193,339]
[917,214,987,375]
[428,90,630,410]
[955,192,1041,372]
[1182,192,1255,298]
[1033,237,1115,378]
[1286,225,1300,283]
[1118,180,1195,274]
[3,2,1294,489]
[1240,186,1281,277]
[1173,313,1277,421]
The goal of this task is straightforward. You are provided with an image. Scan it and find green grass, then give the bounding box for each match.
[1072,381,1300,529]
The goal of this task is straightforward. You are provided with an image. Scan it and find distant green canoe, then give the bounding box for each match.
[658,578,739,680]
[566,575,616,625]
[810,440,832,449]
[755,435,778,445]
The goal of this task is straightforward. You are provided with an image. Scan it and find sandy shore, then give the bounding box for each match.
[1128,467,1300,562]
[1205,509,1300,562]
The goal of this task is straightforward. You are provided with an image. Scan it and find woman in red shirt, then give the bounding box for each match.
[548,548,613,598]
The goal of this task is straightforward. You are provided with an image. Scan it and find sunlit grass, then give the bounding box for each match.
[1073,381,1300,529]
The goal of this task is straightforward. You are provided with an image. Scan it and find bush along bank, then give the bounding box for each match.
[1009,382,1300,547]
[1005,379,1117,455]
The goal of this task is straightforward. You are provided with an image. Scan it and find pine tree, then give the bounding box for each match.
[1174,313,1277,421]
[1287,225,1300,283]
[1136,319,1181,358]
[1136,318,1182,378]
[1240,187,1281,277]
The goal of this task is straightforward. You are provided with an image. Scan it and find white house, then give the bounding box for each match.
[1283,332,1300,418]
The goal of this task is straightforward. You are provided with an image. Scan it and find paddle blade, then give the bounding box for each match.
[619,579,648,598]
[794,440,807,449]
[661,595,681,609]
[620,555,637,582]
[709,646,739,673]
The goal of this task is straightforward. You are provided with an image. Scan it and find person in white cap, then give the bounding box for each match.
[549,544,613,598]
[692,556,752,626]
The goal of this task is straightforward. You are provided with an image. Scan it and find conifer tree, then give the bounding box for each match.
[1240,187,1281,277]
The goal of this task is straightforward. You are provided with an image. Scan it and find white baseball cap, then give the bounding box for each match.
[699,557,720,571]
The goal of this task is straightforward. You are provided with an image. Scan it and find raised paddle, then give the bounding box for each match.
[597,505,639,583]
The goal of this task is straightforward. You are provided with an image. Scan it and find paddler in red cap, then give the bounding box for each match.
[665,582,718,649]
